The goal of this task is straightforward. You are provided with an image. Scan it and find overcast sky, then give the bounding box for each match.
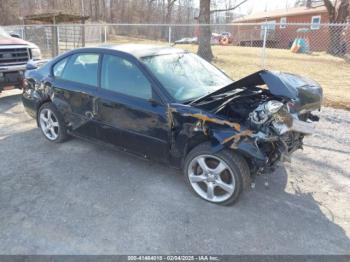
[243,0,296,14]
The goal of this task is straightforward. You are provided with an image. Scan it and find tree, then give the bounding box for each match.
[323,0,350,55]
[197,0,248,62]
[197,0,213,61]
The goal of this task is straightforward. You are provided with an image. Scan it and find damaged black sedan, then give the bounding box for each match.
[22,45,322,205]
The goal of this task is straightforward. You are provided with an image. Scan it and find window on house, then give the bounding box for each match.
[261,20,276,31]
[311,15,321,30]
[280,17,287,29]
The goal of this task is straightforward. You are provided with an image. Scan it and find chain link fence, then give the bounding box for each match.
[3,22,350,108]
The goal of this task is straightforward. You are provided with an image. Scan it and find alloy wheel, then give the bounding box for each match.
[39,108,60,141]
[187,154,236,203]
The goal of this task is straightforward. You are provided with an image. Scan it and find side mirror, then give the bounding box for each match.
[10,33,21,39]
[26,60,38,71]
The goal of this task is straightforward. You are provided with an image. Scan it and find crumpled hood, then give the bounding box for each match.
[191,70,323,113]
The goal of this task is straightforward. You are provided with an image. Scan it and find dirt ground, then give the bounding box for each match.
[0,90,349,254]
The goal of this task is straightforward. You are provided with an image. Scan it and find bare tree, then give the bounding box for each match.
[323,0,350,55]
[197,0,213,61]
[197,0,248,62]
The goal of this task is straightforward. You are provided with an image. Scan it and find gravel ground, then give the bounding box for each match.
[0,90,349,254]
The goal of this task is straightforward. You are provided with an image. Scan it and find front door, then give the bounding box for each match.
[95,53,169,162]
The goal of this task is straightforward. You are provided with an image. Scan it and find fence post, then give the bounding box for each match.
[24,25,27,41]
[21,27,25,40]
[261,22,268,69]
[57,26,60,55]
[168,26,172,45]
[82,23,86,47]
[51,25,59,57]
[104,25,107,43]
[99,25,102,43]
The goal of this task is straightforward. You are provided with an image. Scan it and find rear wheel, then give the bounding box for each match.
[184,142,251,205]
[38,103,68,143]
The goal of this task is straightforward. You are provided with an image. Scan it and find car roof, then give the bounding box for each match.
[97,44,186,59]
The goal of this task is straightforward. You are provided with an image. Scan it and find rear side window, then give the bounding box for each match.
[101,54,152,99]
[53,58,68,78]
[54,53,99,87]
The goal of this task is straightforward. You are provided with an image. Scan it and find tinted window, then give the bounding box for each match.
[101,55,152,99]
[57,53,99,86]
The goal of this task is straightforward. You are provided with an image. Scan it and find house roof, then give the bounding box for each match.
[233,5,327,22]
[24,12,89,24]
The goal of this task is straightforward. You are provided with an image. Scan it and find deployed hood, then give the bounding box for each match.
[191,70,323,113]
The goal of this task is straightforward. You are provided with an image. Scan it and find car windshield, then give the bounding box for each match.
[0,27,10,38]
[141,53,233,102]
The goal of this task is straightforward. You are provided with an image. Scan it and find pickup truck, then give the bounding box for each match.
[0,27,43,92]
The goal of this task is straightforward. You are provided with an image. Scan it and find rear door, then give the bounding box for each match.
[51,52,100,138]
[95,53,169,162]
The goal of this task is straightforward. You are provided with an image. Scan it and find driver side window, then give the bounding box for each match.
[101,54,152,100]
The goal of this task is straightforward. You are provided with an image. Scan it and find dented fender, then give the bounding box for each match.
[167,103,267,166]
[210,127,268,166]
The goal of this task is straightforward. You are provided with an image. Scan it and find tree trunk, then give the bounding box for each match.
[324,0,350,55]
[197,0,213,62]
[328,25,346,55]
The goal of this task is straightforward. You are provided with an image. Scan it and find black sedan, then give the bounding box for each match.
[22,44,322,205]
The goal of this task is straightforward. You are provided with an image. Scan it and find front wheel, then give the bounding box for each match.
[184,142,251,205]
[38,103,68,143]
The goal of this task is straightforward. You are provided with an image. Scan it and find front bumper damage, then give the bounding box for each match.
[169,103,316,178]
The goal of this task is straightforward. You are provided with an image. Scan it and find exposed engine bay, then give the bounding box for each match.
[216,91,315,168]
[179,70,323,176]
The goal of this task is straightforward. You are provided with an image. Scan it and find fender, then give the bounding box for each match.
[168,103,268,167]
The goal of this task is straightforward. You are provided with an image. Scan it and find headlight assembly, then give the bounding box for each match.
[264,100,283,114]
[31,48,42,60]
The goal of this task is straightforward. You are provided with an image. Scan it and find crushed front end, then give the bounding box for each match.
[182,70,322,177]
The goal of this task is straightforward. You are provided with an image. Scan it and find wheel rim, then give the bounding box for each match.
[39,108,59,141]
[187,154,236,203]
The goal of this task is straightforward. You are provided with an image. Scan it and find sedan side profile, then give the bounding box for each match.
[22,44,322,205]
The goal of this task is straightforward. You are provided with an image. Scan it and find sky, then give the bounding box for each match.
[193,0,297,15]
[243,0,297,14]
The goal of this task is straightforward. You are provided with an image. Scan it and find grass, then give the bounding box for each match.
[104,35,350,109]
[178,45,350,110]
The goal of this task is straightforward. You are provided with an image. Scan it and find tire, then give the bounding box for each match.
[183,142,251,206]
[37,102,68,143]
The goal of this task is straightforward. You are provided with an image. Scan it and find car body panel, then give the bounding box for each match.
[22,45,322,172]
[95,88,170,162]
